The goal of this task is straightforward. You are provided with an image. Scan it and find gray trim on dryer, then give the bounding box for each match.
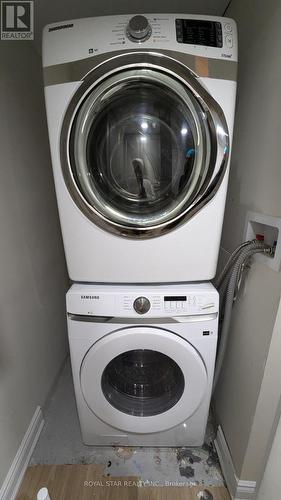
[43,48,238,86]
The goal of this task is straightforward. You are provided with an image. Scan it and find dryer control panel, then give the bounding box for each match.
[43,13,238,68]
[66,283,219,318]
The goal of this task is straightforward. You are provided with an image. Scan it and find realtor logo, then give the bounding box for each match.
[1,1,34,40]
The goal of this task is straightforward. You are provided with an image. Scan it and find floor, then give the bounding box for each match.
[17,464,230,500]
[31,360,225,488]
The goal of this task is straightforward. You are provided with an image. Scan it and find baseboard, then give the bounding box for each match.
[0,406,44,500]
[215,425,257,500]
[235,480,258,500]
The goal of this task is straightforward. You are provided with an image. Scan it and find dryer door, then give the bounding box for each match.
[80,326,208,433]
[61,54,229,238]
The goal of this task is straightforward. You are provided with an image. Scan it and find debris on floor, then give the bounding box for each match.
[17,464,231,500]
[197,490,214,499]
[31,361,225,488]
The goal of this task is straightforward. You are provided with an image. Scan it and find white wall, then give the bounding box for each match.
[0,41,69,487]
[257,407,281,499]
[214,0,281,482]
[244,296,281,484]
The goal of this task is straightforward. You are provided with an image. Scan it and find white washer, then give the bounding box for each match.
[67,283,219,446]
[43,14,237,283]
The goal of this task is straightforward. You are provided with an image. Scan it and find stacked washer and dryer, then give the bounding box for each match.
[42,14,237,446]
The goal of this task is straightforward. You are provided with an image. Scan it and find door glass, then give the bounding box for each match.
[101,349,185,416]
[70,71,210,228]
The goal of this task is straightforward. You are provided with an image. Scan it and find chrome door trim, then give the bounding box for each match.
[70,69,209,229]
[60,52,229,239]
[67,312,218,324]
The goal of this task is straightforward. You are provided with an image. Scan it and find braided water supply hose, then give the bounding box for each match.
[214,240,254,289]
[214,240,255,310]
[216,240,263,315]
[212,240,274,393]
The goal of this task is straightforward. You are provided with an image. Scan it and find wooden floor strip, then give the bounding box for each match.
[17,465,230,500]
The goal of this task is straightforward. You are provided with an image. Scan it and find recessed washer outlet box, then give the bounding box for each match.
[244,211,281,271]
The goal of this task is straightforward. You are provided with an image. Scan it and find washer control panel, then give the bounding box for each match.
[122,293,217,315]
[67,284,219,317]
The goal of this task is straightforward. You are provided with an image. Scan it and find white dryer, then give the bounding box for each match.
[67,283,219,446]
[43,14,237,283]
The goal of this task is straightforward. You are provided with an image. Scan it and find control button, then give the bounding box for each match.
[225,35,233,48]
[216,33,223,47]
[152,301,161,308]
[133,296,151,315]
[176,301,182,309]
[224,23,233,33]
[126,15,152,42]
[201,303,215,310]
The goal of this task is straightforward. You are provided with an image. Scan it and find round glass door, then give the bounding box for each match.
[63,62,229,238]
[70,71,210,227]
[80,326,208,433]
[101,349,185,417]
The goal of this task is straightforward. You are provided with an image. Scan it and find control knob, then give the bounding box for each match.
[133,296,151,314]
[126,15,152,42]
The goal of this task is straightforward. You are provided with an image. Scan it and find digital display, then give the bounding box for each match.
[164,296,187,302]
[175,19,223,48]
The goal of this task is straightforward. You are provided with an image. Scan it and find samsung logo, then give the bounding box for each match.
[49,23,74,32]
[81,295,100,300]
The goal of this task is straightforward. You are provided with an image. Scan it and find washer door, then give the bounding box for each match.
[80,326,208,433]
[61,54,229,238]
